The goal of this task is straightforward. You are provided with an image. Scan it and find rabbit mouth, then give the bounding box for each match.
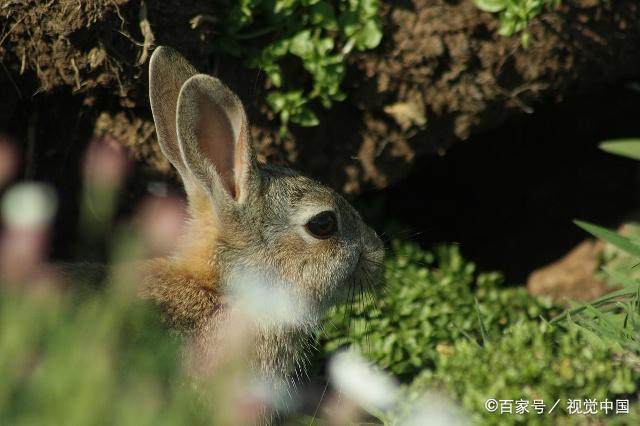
[360,240,385,274]
[334,248,384,305]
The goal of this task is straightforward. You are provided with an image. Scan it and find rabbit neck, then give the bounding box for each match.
[253,326,314,396]
[186,306,313,399]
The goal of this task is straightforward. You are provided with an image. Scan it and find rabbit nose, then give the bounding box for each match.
[362,227,384,258]
[362,225,382,248]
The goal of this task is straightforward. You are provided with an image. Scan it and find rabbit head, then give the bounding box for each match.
[145,46,384,332]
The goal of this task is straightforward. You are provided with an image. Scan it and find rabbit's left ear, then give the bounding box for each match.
[148,47,198,192]
[176,74,260,207]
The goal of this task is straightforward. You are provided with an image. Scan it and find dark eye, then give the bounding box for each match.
[305,211,337,239]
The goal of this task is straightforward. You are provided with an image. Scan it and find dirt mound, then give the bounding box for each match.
[1,0,640,193]
[350,0,640,190]
[0,0,221,102]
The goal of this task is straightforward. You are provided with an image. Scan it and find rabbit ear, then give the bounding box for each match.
[148,47,198,190]
[176,74,259,207]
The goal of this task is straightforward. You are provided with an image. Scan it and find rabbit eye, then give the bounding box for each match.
[305,211,337,239]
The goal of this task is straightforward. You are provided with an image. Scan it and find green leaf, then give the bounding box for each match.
[274,0,297,13]
[600,139,640,161]
[263,63,282,87]
[266,91,287,112]
[339,11,359,37]
[310,1,337,30]
[292,108,320,127]
[574,220,640,258]
[498,19,516,36]
[289,30,314,58]
[354,20,382,50]
[475,0,507,13]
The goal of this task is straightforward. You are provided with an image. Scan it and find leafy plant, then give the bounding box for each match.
[395,320,639,425]
[322,242,559,379]
[486,137,640,423]
[212,0,382,133]
[474,0,561,47]
[595,220,640,290]
[552,139,640,356]
[0,245,214,425]
[322,241,640,423]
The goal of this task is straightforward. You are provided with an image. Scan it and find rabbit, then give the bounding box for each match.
[139,46,384,401]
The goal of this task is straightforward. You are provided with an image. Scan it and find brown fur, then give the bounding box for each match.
[139,180,229,329]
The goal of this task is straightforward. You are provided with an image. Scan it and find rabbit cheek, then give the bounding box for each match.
[270,233,345,297]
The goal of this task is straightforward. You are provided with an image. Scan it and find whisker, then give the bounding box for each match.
[310,380,329,425]
[381,227,437,244]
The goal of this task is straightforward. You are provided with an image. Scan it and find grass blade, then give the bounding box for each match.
[475,297,489,346]
[574,220,640,258]
[600,139,640,161]
[550,287,639,324]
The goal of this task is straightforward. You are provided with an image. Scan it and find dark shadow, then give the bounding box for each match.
[366,85,640,283]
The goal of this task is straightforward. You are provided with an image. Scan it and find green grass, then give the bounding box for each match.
[322,243,560,379]
[396,320,639,424]
[322,242,640,423]
[0,275,211,425]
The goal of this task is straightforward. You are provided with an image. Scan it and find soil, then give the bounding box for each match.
[350,0,640,191]
[1,0,640,194]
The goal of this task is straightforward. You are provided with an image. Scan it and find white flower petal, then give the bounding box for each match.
[2,182,57,228]
[227,267,316,329]
[329,350,398,411]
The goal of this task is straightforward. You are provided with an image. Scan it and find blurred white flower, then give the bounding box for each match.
[227,267,316,330]
[329,350,398,411]
[0,182,57,282]
[398,392,468,426]
[2,182,57,229]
